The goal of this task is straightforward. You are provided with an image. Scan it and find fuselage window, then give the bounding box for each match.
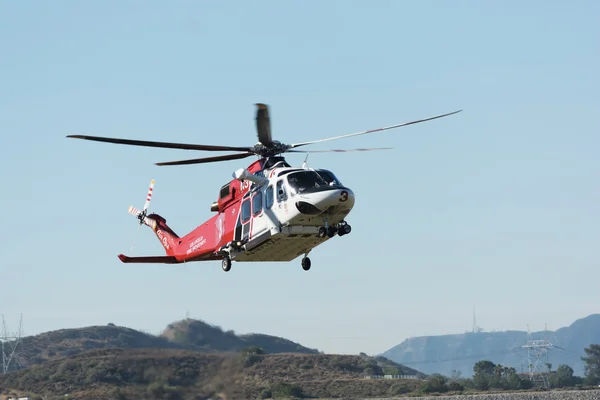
[276,179,287,202]
[265,185,274,209]
[241,198,251,224]
[252,191,263,216]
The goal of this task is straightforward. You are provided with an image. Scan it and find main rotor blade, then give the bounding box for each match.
[155,152,255,166]
[286,147,393,153]
[289,109,462,149]
[67,135,252,152]
[255,103,273,147]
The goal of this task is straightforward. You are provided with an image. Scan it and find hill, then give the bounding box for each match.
[6,318,319,372]
[0,348,424,399]
[379,313,600,378]
[161,318,319,354]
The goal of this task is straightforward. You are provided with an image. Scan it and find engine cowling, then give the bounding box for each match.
[232,168,268,185]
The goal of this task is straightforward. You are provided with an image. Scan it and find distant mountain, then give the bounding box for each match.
[6,318,319,372]
[379,314,600,378]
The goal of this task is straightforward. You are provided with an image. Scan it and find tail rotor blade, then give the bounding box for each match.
[128,205,141,216]
[127,180,158,229]
[144,179,155,212]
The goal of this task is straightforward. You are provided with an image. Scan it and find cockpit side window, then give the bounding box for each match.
[276,179,287,202]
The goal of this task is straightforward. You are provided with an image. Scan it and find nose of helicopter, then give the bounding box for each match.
[295,187,355,215]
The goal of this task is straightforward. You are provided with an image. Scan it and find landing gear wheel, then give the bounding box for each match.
[327,226,337,238]
[318,227,327,238]
[222,256,231,272]
[301,257,311,271]
[337,221,351,237]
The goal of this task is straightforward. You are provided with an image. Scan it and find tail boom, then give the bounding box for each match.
[146,213,179,257]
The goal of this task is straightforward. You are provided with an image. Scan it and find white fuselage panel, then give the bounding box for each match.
[230,167,355,262]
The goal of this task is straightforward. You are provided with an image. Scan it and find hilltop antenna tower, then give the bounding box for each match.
[472,306,482,333]
[520,323,553,389]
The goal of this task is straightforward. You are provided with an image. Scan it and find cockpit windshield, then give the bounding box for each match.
[316,169,342,186]
[286,170,343,195]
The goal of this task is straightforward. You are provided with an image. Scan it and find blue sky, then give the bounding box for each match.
[1,1,599,357]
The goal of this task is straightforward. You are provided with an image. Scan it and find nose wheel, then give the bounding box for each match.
[318,221,351,238]
[337,221,352,237]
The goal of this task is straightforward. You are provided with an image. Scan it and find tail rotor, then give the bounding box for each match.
[128,179,157,230]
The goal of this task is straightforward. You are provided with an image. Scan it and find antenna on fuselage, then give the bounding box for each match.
[301,152,310,169]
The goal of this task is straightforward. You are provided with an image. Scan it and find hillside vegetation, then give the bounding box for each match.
[0,348,423,399]
[0,318,425,399]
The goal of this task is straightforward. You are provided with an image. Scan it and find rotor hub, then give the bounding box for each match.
[251,140,289,157]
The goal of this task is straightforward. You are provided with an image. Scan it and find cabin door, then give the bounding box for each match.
[248,188,270,240]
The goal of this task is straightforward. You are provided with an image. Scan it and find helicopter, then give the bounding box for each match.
[67,103,461,272]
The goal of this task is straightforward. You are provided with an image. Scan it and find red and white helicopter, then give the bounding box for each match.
[67,104,461,272]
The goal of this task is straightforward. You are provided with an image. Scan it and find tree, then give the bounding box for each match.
[503,366,532,390]
[239,346,265,367]
[582,344,600,385]
[471,359,531,391]
[473,360,495,376]
[268,382,305,399]
[422,374,448,393]
[242,346,265,355]
[447,380,464,392]
[472,360,495,390]
[551,364,575,388]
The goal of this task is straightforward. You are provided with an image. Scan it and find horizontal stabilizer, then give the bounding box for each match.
[118,254,182,264]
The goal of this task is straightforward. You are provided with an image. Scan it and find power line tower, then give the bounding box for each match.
[1,313,24,374]
[520,323,553,389]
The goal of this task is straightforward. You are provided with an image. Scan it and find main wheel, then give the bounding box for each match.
[301,257,311,271]
[222,257,232,272]
[327,226,337,238]
[342,224,351,235]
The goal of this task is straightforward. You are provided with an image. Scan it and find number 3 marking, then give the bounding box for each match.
[339,190,348,202]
